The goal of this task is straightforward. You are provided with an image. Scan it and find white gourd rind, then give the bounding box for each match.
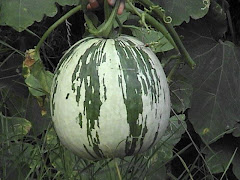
[50,35,171,160]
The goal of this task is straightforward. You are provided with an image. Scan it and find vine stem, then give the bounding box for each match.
[162,54,181,68]
[104,0,111,20]
[35,5,82,57]
[130,0,196,69]
[167,59,181,82]
[125,3,176,49]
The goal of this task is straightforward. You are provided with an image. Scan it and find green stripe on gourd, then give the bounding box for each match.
[50,35,170,160]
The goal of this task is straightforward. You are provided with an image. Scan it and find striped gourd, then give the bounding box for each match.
[50,35,171,160]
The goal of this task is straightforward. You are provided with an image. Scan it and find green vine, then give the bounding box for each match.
[132,0,196,69]
[146,5,172,24]
[162,54,181,68]
[167,59,182,82]
[35,5,82,59]
[33,0,195,70]
[125,3,176,49]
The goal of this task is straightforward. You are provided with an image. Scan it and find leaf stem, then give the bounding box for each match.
[35,5,82,56]
[162,54,181,68]
[132,0,196,69]
[167,59,181,83]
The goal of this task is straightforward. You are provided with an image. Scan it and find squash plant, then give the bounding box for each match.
[1,0,240,179]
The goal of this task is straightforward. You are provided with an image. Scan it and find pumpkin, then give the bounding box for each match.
[50,35,170,160]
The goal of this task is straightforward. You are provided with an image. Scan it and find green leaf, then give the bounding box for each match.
[23,51,54,97]
[233,160,240,180]
[49,146,80,178]
[146,115,186,177]
[154,115,186,162]
[25,75,47,96]
[1,87,51,135]
[22,50,53,128]
[25,95,51,135]
[47,129,83,178]
[0,143,32,179]
[129,27,174,53]
[28,64,54,96]
[161,114,186,149]
[170,76,193,113]
[0,0,80,31]
[46,127,58,146]
[0,112,31,141]
[203,137,240,178]
[178,18,240,144]
[232,124,240,137]
[152,0,210,26]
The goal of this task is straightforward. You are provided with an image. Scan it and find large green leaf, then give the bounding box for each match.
[178,18,240,144]
[152,0,210,26]
[170,76,193,113]
[0,0,80,31]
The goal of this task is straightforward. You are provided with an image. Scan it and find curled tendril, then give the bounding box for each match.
[148,5,172,23]
[201,0,210,10]
[163,15,172,23]
[144,7,150,13]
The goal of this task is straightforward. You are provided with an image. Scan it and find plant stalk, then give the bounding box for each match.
[104,0,111,20]
[85,0,120,38]
[35,5,82,57]
[167,59,181,82]
[125,3,176,49]
[134,0,196,69]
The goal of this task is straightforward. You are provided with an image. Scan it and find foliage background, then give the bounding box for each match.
[1,0,240,179]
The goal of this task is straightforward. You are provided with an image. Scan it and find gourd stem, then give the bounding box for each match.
[131,0,196,69]
[104,0,111,20]
[116,16,123,35]
[86,0,120,38]
[35,5,82,57]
